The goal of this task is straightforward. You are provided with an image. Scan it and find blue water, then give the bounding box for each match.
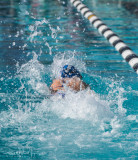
[0,0,138,159]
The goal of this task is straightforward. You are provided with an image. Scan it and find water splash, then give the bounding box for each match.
[0,51,136,159]
[28,18,60,55]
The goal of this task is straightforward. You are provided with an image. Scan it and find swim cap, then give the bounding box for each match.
[61,65,82,78]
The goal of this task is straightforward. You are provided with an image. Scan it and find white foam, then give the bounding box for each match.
[35,82,50,95]
[50,89,113,125]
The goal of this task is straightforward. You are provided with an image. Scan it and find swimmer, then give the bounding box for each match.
[50,65,89,94]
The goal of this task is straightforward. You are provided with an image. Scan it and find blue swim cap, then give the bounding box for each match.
[61,65,82,78]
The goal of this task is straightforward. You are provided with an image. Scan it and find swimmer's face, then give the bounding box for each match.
[50,76,86,93]
[62,77,82,91]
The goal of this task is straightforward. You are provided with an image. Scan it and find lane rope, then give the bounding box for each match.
[70,0,138,74]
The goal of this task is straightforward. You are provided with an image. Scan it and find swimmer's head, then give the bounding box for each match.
[61,65,82,79]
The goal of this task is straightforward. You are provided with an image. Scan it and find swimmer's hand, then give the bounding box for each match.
[50,79,64,93]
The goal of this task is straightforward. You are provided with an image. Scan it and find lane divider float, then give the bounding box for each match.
[70,0,138,73]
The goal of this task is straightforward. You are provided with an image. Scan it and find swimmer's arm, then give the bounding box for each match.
[84,82,97,96]
[82,81,89,89]
[80,81,90,91]
[81,81,97,95]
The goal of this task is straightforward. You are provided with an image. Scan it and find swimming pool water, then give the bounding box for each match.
[0,0,138,159]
